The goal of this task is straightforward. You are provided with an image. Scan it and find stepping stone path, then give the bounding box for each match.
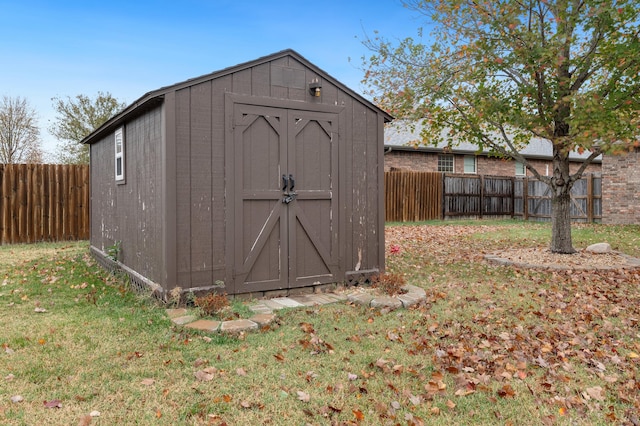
[167,285,427,335]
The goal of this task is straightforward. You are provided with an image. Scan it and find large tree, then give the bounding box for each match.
[362,0,640,253]
[0,96,43,164]
[50,92,126,164]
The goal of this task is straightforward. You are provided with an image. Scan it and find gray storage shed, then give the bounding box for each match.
[83,49,392,298]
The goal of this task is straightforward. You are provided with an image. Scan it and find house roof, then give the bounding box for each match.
[385,120,601,162]
[82,49,393,145]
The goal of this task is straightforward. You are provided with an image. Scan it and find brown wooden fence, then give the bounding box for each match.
[385,171,601,223]
[385,171,443,222]
[0,164,90,244]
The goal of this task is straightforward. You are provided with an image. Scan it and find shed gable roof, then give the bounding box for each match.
[82,49,392,145]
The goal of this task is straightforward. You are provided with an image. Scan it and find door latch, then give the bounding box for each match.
[283,192,298,204]
[282,173,297,203]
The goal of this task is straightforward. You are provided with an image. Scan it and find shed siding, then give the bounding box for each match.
[88,50,389,295]
[174,82,228,291]
[171,56,385,292]
[90,106,163,284]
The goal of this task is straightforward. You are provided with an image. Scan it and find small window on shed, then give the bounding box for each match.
[115,128,125,182]
[515,161,526,176]
[463,155,476,174]
[437,154,454,172]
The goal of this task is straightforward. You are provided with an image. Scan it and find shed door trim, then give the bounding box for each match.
[225,94,342,293]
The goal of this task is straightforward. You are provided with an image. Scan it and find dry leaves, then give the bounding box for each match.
[385,224,640,423]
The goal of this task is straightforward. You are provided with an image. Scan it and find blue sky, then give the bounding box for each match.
[0,0,422,158]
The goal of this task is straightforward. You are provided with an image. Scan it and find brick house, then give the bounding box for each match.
[602,148,640,225]
[384,121,602,177]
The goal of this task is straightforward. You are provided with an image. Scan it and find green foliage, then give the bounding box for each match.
[362,0,640,253]
[49,92,126,164]
[106,240,121,261]
[363,1,640,157]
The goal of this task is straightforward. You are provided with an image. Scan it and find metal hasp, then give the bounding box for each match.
[282,173,297,204]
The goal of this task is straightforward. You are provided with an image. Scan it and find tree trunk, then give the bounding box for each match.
[550,187,575,253]
[549,144,576,254]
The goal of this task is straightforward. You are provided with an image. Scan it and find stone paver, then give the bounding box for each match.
[370,295,403,310]
[249,303,273,314]
[220,319,258,334]
[171,315,197,325]
[167,286,428,335]
[261,299,289,311]
[166,308,188,319]
[270,297,305,308]
[347,292,375,306]
[184,319,221,332]
[397,293,421,308]
[249,313,276,327]
[289,294,328,306]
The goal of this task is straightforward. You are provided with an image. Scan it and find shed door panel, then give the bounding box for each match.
[234,105,287,292]
[233,103,338,293]
[288,110,339,288]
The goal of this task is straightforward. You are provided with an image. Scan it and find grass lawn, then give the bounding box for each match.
[1,220,639,425]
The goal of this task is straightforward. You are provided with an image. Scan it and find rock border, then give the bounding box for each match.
[166,308,277,335]
[166,285,428,335]
[346,284,427,310]
[484,251,640,271]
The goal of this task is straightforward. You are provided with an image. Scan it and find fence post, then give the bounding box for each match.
[479,175,484,219]
[523,177,529,221]
[510,177,515,218]
[587,174,594,223]
[441,173,446,220]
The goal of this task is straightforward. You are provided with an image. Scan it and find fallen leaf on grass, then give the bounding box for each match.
[44,399,62,408]
[193,358,208,368]
[77,415,92,426]
[240,400,253,409]
[141,378,155,386]
[236,368,247,376]
[194,369,216,381]
[584,386,605,401]
[10,395,23,403]
[297,391,310,402]
[34,307,47,313]
[497,384,516,398]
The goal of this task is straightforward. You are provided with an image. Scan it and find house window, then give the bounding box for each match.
[115,128,125,182]
[515,161,526,176]
[438,154,454,172]
[463,155,476,174]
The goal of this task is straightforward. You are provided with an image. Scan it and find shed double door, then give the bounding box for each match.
[231,101,339,293]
